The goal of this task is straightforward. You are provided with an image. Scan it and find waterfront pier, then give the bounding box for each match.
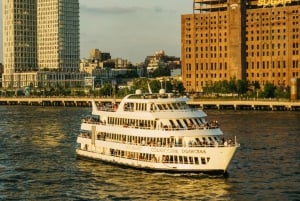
[0,97,300,111]
[0,97,120,107]
[188,99,300,111]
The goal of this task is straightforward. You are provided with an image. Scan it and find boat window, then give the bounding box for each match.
[179,102,185,109]
[163,155,169,163]
[201,157,206,164]
[187,119,196,129]
[176,120,184,128]
[161,104,167,110]
[195,118,202,124]
[177,137,183,147]
[194,157,199,165]
[169,155,174,163]
[171,103,178,109]
[174,155,178,163]
[183,156,188,164]
[182,119,189,127]
[167,103,173,110]
[137,103,146,111]
[189,157,193,164]
[149,103,154,111]
[169,120,176,128]
[192,118,200,126]
[179,156,183,164]
[175,103,181,109]
[157,104,163,110]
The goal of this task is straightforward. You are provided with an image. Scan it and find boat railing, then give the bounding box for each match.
[78,133,237,148]
[153,108,200,112]
[95,102,199,113]
[82,119,219,131]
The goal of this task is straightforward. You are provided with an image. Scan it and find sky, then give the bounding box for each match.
[0,0,192,64]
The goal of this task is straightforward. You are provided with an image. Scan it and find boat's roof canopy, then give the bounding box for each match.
[122,90,189,103]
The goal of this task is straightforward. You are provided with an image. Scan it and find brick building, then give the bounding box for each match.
[181,0,300,92]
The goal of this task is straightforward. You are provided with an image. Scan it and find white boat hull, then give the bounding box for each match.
[76,140,238,174]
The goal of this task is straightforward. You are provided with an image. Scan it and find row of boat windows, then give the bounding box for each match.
[83,116,219,131]
[83,115,219,131]
[105,117,215,130]
[123,101,189,112]
[110,149,210,165]
[81,131,221,147]
[106,148,210,165]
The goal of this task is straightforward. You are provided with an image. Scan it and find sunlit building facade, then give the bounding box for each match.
[181,0,300,92]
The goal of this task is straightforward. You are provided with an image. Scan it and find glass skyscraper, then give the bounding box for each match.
[2,0,80,88]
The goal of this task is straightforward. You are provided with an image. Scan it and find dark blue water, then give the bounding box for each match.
[0,106,299,201]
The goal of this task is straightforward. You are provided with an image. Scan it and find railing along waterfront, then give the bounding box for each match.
[0,96,300,110]
[0,96,121,107]
[188,98,300,111]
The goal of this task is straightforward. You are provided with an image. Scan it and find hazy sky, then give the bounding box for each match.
[0,0,192,64]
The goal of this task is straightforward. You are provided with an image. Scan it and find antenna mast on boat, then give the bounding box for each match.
[147,81,152,94]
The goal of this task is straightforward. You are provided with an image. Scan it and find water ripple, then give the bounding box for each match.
[0,107,299,200]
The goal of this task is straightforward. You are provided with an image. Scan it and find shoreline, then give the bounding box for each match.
[0,96,300,111]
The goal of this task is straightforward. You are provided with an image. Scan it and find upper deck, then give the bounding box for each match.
[92,90,206,119]
[90,91,212,133]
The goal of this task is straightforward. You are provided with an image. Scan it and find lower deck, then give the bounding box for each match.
[76,139,238,173]
[76,151,227,175]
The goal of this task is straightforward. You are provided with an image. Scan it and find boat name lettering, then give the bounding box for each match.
[150,148,179,153]
[181,149,206,154]
[125,146,141,151]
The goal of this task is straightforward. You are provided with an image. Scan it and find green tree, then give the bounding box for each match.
[131,78,151,93]
[99,83,113,97]
[116,87,132,97]
[274,86,290,99]
[228,78,237,93]
[236,80,248,94]
[253,81,260,90]
[263,82,276,98]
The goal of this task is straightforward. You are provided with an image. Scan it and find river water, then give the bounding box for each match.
[0,106,299,201]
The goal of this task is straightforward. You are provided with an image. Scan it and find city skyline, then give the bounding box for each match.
[0,0,191,64]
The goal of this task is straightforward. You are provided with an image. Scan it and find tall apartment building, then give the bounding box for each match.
[181,0,300,93]
[2,0,81,88]
[3,0,38,75]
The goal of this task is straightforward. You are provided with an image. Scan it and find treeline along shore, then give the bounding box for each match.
[1,96,300,111]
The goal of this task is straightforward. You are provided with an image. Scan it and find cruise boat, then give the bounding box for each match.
[76,89,239,174]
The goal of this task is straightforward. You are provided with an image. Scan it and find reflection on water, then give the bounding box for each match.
[75,160,232,200]
[0,106,299,200]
